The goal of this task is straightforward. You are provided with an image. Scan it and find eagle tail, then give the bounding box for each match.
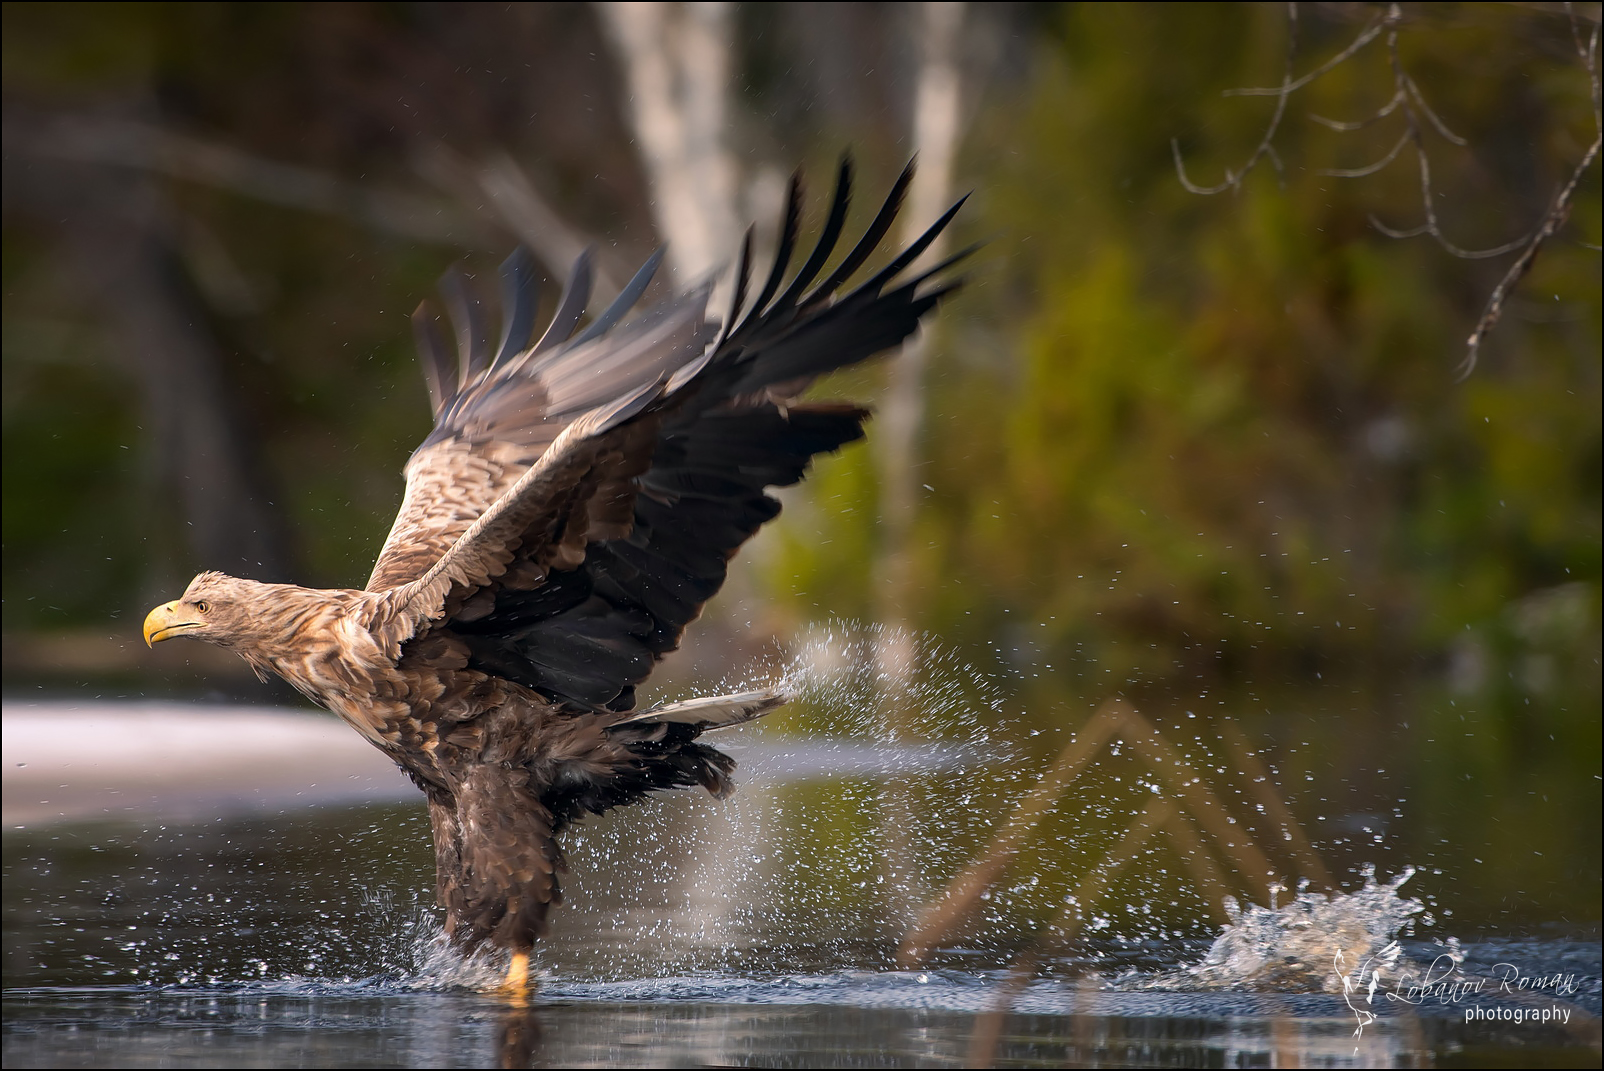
[607,687,789,731]
[535,690,783,823]
[600,689,787,802]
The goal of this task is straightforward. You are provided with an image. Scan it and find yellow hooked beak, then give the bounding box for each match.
[143,601,201,646]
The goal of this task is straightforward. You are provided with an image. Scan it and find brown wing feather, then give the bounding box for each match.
[366,438,542,592]
[368,161,969,714]
[367,384,669,645]
[365,257,712,593]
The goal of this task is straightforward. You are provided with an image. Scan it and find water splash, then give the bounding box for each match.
[539,621,1028,979]
[17,634,1468,1004]
[394,929,508,991]
[1143,866,1456,993]
[774,620,1015,745]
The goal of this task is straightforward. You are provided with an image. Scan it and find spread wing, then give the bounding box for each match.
[365,245,690,592]
[368,159,969,712]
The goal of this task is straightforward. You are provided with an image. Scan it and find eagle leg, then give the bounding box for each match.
[500,950,532,1005]
[430,768,566,971]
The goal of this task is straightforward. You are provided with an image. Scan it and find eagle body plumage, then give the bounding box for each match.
[142,162,965,964]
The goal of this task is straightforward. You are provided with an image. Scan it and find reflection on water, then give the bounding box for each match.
[5,970,1600,1069]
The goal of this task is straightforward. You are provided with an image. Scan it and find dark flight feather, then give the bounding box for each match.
[410,302,455,417]
[437,265,492,390]
[771,156,855,312]
[493,246,539,368]
[532,250,593,355]
[570,247,665,348]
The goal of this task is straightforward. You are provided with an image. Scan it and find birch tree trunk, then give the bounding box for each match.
[875,0,965,632]
[595,1,741,290]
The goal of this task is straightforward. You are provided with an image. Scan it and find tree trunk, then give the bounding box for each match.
[874,0,965,632]
[596,1,741,289]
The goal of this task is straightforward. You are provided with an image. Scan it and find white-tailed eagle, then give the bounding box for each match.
[142,161,965,993]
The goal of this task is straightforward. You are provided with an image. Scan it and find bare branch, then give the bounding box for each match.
[1387,119,1534,260]
[1575,3,1603,130]
[1404,75,1469,146]
[1177,3,1602,376]
[1317,129,1410,177]
[1223,7,1393,97]
[1367,216,1432,240]
[1173,3,1302,195]
[1459,17,1603,378]
[1310,86,1405,131]
[1367,24,1577,262]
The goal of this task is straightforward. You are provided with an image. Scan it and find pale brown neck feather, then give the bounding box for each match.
[217,583,378,700]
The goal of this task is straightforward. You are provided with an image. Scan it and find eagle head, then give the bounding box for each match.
[142,571,266,649]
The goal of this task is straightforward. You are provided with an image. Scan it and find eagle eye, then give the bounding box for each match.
[196,601,211,614]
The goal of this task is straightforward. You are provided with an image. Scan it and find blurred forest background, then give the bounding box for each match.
[3,2,1599,930]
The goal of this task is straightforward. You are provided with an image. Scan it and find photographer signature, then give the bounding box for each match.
[1335,945,1581,1039]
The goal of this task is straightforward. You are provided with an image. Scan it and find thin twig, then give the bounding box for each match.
[1460,128,1601,377]
[1317,129,1410,177]
[1174,6,1405,195]
[1371,24,1536,260]
[1310,86,1405,131]
[1458,9,1602,378]
[1224,8,1392,97]
[1404,75,1469,145]
[1174,3,1303,195]
[1575,3,1604,131]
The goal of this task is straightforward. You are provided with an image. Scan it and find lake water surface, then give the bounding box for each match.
[3,689,1599,1068]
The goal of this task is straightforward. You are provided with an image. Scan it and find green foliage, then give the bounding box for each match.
[758,4,1600,924]
[771,3,1600,691]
